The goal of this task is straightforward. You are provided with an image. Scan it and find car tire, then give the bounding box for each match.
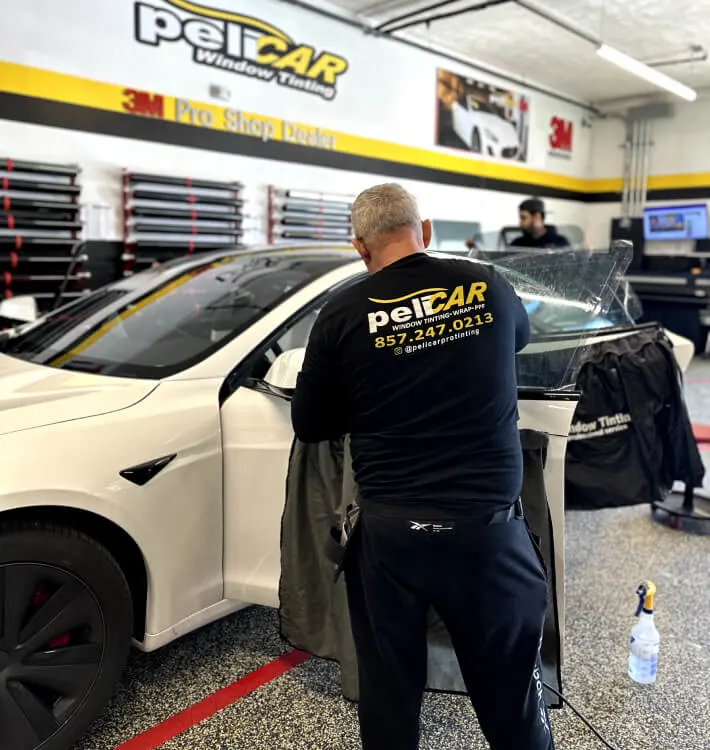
[0,522,133,750]
[471,127,482,153]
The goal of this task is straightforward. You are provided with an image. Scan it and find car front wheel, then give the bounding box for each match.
[0,523,133,750]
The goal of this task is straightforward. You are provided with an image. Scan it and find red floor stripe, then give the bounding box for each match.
[114,650,312,750]
[693,424,710,443]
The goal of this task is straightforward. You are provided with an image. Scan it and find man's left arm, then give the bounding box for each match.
[291,312,349,443]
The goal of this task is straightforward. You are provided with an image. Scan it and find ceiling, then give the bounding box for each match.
[313,0,710,105]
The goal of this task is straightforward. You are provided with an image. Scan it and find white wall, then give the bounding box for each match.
[0,120,588,246]
[0,0,594,246]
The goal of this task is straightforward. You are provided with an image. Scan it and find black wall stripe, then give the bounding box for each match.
[3,92,706,205]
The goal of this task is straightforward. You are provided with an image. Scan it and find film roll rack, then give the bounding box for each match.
[267,187,354,244]
[0,157,91,311]
[122,170,245,276]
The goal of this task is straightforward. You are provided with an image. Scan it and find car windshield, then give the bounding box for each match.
[0,250,354,379]
[467,97,497,114]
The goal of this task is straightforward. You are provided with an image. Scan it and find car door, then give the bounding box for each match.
[219,298,340,608]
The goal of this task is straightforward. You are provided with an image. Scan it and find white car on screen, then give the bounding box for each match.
[0,244,689,750]
[451,96,521,158]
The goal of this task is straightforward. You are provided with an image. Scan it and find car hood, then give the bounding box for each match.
[474,111,518,141]
[0,354,158,436]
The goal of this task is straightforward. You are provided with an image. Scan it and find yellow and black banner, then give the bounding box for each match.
[1,62,708,202]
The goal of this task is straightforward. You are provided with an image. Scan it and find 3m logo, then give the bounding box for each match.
[134,0,349,101]
[122,89,165,118]
[549,116,573,153]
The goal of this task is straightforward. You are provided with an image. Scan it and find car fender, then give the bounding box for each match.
[0,378,226,638]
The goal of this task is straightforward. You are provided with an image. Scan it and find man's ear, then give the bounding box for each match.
[352,237,371,265]
[422,219,432,249]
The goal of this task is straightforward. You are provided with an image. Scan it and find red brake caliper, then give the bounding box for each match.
[32,587,71,648]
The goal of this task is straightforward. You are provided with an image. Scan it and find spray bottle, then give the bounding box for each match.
[628,581,660,685]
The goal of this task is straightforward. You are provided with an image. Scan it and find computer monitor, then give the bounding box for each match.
[643,204,709,241]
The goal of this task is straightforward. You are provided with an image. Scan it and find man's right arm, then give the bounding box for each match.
[512,289,531,352]
[494,270,530,352]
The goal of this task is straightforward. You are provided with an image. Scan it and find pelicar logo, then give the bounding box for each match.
[134,0,349,100]
[368,283,488,333]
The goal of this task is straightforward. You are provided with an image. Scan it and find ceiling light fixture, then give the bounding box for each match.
[596,44,698,102]
[513,1,698,103]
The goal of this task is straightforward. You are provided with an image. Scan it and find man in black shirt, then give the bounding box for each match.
[511,197,570,249]
[291,183,554,750]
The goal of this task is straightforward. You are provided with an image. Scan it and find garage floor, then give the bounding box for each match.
[75,360,710,750]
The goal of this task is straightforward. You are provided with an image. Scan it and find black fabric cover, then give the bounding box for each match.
[565,325,705,510]
[278,430,563,708]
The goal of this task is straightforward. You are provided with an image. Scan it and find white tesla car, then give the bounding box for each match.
[451,96,521,158]
[0,244,689,750]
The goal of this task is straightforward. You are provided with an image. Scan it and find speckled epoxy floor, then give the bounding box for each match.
[74,361,710,750]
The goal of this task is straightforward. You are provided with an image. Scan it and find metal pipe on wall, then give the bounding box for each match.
[640,120,652,209]
[277,0,599,112]
[620,123,632,218]
[627,120,639,216]
[636,121,647,215]
[381,0,512,34]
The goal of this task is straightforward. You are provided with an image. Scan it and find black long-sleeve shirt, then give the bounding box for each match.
[510,226,569,249]
[291,252,530,519]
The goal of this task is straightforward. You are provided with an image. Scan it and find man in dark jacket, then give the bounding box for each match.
[511,197,569,249]
[291,183,553,750]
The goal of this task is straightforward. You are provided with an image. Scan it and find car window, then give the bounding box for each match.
[488,246,632,389]
[1,252,355,380]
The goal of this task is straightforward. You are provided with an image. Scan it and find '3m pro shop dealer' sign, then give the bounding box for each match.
[134,0,350,100]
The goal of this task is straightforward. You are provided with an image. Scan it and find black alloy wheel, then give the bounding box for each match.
[0,524,133,750]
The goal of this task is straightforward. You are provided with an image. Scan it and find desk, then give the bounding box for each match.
[626,272,710,353]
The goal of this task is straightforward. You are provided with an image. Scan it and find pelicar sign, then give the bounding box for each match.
[134,0,349,101]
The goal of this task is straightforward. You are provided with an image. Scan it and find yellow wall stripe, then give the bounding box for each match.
[0,61,707,196]
[0,61,603,194]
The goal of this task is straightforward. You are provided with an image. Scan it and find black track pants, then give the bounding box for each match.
[344,509,554,750]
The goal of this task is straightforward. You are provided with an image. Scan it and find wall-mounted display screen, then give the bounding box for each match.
[643,204,709,241]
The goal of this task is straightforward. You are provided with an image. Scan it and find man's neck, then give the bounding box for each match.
[372,244,422,273]
[531,225,547,239]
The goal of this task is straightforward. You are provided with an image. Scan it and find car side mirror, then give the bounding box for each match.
[263,347,306,391]
[0,295,38,324]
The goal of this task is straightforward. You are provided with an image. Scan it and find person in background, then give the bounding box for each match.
[511,197,570,249]
[291,183,553,750]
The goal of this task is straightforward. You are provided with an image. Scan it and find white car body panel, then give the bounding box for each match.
[0,354,158,435]
[665,329,695,373]
[450,101,520,157]
[0,378,226,637]
[0,247,691,659]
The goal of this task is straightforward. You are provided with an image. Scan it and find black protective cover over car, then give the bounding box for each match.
[565,324,705,510]
[278,428,563,709]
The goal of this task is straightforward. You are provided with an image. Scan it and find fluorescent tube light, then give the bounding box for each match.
[596,44,697,102]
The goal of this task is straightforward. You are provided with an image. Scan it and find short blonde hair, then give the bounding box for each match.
[351,183,422,245]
